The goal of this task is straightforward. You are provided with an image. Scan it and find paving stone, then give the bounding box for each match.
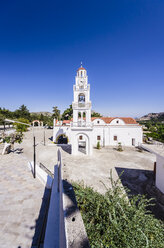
[0,152,46,248]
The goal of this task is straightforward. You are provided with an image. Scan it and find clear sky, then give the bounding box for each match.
[0,0,164,117]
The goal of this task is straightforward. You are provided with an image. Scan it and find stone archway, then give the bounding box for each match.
[76,133,89,155]
[32,120,43,127]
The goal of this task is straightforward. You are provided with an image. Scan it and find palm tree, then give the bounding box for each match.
[52,106,60,120]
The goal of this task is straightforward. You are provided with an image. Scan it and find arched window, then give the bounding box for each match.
[81,71,83,77]
[78,93,85,103]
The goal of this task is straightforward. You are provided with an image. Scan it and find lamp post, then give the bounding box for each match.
[33,136,36,178]
[44,129,45,146]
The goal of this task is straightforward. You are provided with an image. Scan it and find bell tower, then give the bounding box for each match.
[72,63,92,126]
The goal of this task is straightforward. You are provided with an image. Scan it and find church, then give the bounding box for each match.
[53,65,143,155]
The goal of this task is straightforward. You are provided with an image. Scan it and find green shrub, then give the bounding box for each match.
[97,141,100,149]
[73,172,164,248]
[2,132,23,144]
[117,142,123,151]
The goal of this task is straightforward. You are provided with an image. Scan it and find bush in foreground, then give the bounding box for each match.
[73,173,164,248]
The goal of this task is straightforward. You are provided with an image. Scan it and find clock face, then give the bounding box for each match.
[79,80,83,86]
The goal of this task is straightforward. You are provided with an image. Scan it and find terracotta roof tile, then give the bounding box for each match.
[63,120,71,124]
[61,117,137,125]
[92,117,137,124]
[77,66,86,71]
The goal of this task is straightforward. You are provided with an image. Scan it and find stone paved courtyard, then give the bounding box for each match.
[0,152,47,248]
[14,128,157,195]
[13,128,157,194]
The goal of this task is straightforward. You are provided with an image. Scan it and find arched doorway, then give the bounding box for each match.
[56,134,68,144]
[77,133,89,155]
[32,120,43,127]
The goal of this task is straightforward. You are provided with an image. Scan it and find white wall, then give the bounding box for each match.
[92,127,105,147]
[92,125,142,147]
[109,126,142,146]
[53,125,142,148]
[28,162,53,189]
[156,155,164,194]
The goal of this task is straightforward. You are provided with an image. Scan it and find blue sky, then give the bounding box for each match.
[0,0,164,117]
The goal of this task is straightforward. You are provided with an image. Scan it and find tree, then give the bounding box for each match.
[39,114,44,121]
[14,118,30,133]
[0,113,6,130]
[91,111,102,117]
[0,108,13,119]
[52,106,60,120]
[2,132,23,145]
[62,105,73,120]
[14,105,30,120]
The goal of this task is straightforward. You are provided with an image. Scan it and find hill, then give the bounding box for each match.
[31,112,53,117]
[138,112,164,122]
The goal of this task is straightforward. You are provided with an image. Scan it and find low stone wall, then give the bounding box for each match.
[28,161,53,189]
[156,155,164,194]
[139,143,164,194]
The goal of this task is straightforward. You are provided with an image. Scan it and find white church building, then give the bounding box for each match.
[53,65,143,155]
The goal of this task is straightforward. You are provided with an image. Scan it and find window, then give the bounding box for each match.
[114,136,117,141]
[79,135,83,140]
[81,71,83,77]
[116,120,119,124]
[97,121,100,124]
[97,136,101,140]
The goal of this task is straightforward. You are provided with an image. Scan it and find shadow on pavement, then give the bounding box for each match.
[48,136,53,141]
[14,148,24,154]
[115,167,164,221]
[58,144,72,154]
[30,187,51,247]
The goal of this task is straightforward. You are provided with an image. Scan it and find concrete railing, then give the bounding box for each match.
[152,140,164,148]
[71,121,93,128]
[44,148,66,248]
[72,102,91,109]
